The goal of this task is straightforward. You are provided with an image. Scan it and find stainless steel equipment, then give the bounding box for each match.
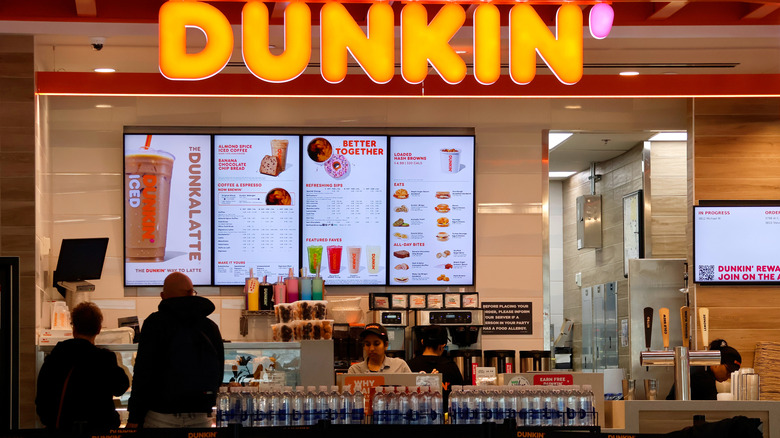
[640,347,721,400]
[451,350,482,385]
[413,309,484,355]
[519,350,551,371]
[373,310,410,358]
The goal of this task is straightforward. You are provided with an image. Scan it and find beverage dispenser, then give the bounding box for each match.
[412,309,483,354]
[372,310,410,358]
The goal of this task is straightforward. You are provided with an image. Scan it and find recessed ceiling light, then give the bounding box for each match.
[548,132,573,151]
[550,171,576,178]
[94,68,115,73]
[95,104,113,109]
[564,105,581,110]
[619,71,639,77]
[649,132,687,141]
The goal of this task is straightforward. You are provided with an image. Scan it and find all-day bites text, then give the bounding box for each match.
[302,135,388,285]
[389,136,475,286]
[124,134,212,285]
[213,135,300,285]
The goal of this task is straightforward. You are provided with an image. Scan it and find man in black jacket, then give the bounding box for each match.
[127,272,224,428]
[36,302,130,433]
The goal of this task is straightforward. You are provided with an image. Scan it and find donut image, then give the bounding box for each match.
[265,188,292,205]
[324,154,350,179]
[307,137,333,163]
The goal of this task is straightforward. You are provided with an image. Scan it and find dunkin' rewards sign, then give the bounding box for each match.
[124,134,212,286]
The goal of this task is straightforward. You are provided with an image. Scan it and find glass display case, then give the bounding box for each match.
[36,340,334,426]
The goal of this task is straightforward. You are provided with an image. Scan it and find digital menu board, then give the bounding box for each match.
[124,134,212,286]
[694,205,780,284]
[389,136,475,285]
[213,135,300,285]
[301,135,388,285]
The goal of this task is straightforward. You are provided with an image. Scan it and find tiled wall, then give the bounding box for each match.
[548,181,564,337]
[648,141,687,258]
[0,35,36,428]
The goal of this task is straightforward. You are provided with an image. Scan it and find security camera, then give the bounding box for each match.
[90,37,106,51]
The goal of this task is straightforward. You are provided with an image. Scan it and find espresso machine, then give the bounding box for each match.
[373,310,411,359]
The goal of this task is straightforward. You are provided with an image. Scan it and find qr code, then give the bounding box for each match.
[699,265,715,281]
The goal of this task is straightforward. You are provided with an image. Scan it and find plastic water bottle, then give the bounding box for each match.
[408,386,420,425]
[328,386,341,424]
[270,386,286,426]
[253,388,270,427]
[386,386,400,424]
[432,385,443,424]
[291,386,304,426]
[240,386,256,427]
[372,387,387,424]
[339,386,353,424]
[448,385,461,424]
[528,388,541,426]
[228,386,242,425]
[317,385,329,423]
[505,386,519,424]
[466,386,479,424]
[216,386,230,427]
[565,386,579,427]
[579,385,595,426]
[304,386,317,425]
[416,386,430,425]
[541,388,554,426]
[396,386,410,425]
[352,387,365,424]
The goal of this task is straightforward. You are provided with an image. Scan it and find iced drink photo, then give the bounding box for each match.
[125,150,174,262]
[347,246,361,273]
[307,245,323,274]
[440,148,461,173]
[366,245,381,274]
[327,245,343,274]
[271,139,289,171]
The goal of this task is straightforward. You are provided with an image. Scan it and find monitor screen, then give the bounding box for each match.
[694,204,780,284]
[54,238,109,283]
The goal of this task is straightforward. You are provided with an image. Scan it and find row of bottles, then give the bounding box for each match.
[449,385,596,427]
[216,385,365,427]
[370,386,444,425]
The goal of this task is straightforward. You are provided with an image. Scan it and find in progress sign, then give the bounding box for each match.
[482,302,532,335]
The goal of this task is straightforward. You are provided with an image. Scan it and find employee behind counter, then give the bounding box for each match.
[348,323,412,374]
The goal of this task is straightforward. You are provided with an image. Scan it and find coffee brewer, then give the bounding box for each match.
[373,310,411,358]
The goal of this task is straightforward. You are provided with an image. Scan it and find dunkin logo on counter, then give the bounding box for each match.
[158,1,613,86]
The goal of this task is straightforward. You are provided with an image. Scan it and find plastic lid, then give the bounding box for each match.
[219,386,228,393]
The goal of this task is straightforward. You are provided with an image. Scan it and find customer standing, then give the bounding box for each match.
[36,302,130,433]
[127,272,224,428]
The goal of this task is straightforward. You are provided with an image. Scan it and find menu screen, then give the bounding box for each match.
[124,134,212,286]
[213,135,300,285]
[389,136,475,285]
[301,135,388,285]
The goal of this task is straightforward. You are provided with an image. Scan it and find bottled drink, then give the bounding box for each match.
[541,388,554,426]
[528,388,541,426]
[431,386,443,424]
[253,387,270,427]
[565,387,580,427]
[292,386,305,426]
[579,385,595,426]
[398,386,411,425]
[418,386,431,425]
[448,385,461,425]
[553,388,566,427]
[304,386,317,425]
[386,386,400,424]
[494,387,506,423]
[505,386,519,424]
[329,386,341,424]
[228,386,242,425]
[317,385,329,423]
[240,386,256,427]
[466,386,479,424]
[269,386,284,426]
[352,387,365,424]
[408,386,420,425]
[216,386,230,427]
[372,387,387,424]
[340,385,354,425]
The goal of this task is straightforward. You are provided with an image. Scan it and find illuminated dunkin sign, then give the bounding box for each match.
[158,1,614,85]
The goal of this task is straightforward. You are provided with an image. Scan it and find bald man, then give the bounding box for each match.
[127,272,224,428]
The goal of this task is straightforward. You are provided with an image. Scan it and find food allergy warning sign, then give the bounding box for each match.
[482,302,532,335]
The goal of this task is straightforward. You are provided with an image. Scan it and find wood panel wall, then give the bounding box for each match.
[649,141,687,258]
[691,98,780,368]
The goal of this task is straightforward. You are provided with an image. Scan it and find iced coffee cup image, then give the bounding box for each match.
[125,149,175,262]
[271,139,289,171]
[440,148,462,173]
[366,245,381,274]
[347,246,361,274]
